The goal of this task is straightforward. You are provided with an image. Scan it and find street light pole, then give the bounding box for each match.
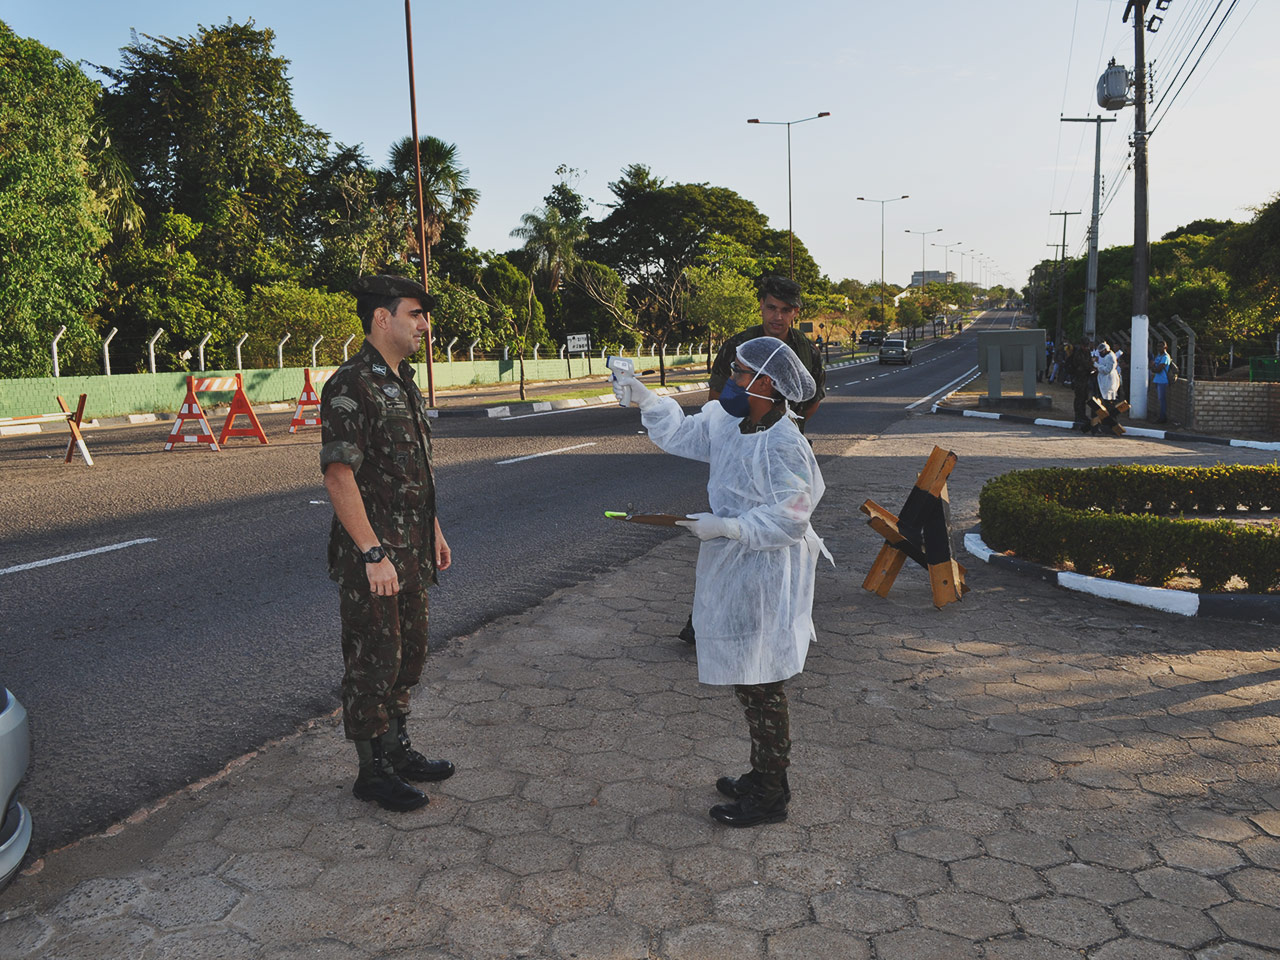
[932,240,962,282]
[856,195,909,327]
[905,227,943,287]
[747,112,831,280]
[905,228,942,340]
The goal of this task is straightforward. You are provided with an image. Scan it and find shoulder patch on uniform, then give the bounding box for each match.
[328,395,359,413]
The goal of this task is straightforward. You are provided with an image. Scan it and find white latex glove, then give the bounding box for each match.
[676,512,742,541]
[613,374,660,410]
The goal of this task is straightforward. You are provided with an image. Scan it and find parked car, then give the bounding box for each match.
[0,686,32,891]
[878,339,913,365]
[859,330,885,346]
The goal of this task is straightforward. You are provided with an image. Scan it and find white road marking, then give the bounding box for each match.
[1,538,159,576]
[498,442,598,465]
[906,366,981,409]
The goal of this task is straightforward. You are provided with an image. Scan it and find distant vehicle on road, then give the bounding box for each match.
[859,330,885,346]
[0,686,31,891]
[878,339,913,365]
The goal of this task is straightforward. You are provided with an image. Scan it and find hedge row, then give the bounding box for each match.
[979,464,1280,592]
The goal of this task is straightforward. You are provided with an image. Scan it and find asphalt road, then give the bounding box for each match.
[0,311,1007,856]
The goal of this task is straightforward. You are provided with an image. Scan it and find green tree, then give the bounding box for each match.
[99,20,326,291]
[244,282,359,368]
[386,135,480,280]
[296,144,391,290]
[99,213,245,371]
[590,165,772,382]
[0,22,108,377]
[566,260,639,351]
[511,205,587,295]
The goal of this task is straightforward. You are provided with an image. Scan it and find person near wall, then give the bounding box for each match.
[1150,340,1173,424]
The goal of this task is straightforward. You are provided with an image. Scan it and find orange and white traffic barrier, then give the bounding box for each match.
[164,377,220,451]
[163,373,268,451]
[289,368,336,434]
[216,372,268,445]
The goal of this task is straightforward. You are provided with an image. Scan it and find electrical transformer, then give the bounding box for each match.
[1097,62,1130,110]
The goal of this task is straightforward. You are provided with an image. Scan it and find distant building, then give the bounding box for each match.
[910,270,954,288]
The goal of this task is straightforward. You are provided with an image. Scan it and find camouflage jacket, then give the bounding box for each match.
[708,325,827,423]
[320,341,437,590]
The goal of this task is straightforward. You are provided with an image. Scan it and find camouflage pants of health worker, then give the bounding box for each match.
[734,680,791,780]
[339,585,429,741]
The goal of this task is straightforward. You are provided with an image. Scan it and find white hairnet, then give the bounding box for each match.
[736,337,816,403]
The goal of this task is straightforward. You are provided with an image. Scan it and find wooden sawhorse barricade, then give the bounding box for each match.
[1090,397,1129,435]
[861,445,969,609]
[164,374,268,451]
[0,394,93,465]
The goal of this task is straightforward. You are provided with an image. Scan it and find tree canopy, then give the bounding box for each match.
[0,22,107,377]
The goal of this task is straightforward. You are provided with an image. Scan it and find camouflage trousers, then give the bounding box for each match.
[733,681,790,778]
[339,585,429,741]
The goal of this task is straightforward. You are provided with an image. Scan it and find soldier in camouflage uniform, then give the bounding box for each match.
[321,274,454,813]
[708,276,826,431]
[679,276,827,646]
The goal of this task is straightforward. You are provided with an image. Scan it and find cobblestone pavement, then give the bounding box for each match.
[2,415,1278,959]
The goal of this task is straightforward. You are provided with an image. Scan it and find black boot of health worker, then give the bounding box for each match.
[385,716,455,782]
[716,769,791,804]
[353,737,428,812]
[710,778,788,828]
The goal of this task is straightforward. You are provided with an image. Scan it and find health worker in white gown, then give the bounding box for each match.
[612,337,831,828]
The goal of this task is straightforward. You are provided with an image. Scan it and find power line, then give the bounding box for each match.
[1150,0,1243,134]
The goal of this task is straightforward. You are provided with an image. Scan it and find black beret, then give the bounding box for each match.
[351,274,437,310]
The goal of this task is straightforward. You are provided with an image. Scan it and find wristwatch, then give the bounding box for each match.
[361,545,387,564]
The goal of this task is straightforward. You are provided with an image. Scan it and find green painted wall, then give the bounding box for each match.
[0,353,708,420]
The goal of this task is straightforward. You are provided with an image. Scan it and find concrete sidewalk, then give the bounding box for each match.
[3,415,1279,959]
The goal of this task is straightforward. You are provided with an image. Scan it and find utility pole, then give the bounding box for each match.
[1124,0,1155,416]
[1061,116,1116,341]
[1049,212,1080,347]
[403,0,436,406]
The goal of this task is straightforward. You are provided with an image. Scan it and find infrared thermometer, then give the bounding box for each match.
[606,356,634,407]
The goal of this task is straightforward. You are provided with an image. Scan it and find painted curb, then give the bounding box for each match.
[932,404,1280,452]
[963,529,1280,624]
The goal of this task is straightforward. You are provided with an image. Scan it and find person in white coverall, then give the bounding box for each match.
[612,337,830,827]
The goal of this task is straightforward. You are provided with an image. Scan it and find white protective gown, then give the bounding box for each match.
[1096,351,1121,400]
[641,396,828,686]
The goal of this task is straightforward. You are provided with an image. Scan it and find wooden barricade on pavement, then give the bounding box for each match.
[288,368,336,434]
[861,445,969,609]
[0,394,94,465]
[164,374,268,451]
[1090,397,1129,435]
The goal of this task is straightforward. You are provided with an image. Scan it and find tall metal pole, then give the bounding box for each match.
[905,228,942,287]
[404,0,436,405]
[786,123,793,278]
[856,195,908,328]
[933,240,962,282]
[749,113,830,281]
[1127,0,1152,417]
[1049,211,1080,346]
[1061,116,1116,341]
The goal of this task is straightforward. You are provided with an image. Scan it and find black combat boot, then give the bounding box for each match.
[715,769,791,804]
[352,737,428,811]
[383,716,455,783]
[679,614,696,646]
[710,778,788,828]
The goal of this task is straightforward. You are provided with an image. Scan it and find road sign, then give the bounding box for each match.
[566,333,590,353]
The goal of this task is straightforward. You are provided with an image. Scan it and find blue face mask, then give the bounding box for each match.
[719,377,752,417]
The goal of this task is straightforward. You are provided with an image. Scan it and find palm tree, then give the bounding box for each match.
[510,205,587,294]
[387,135,479,277]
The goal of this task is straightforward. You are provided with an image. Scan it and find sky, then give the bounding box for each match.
[4,0,1276,294]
